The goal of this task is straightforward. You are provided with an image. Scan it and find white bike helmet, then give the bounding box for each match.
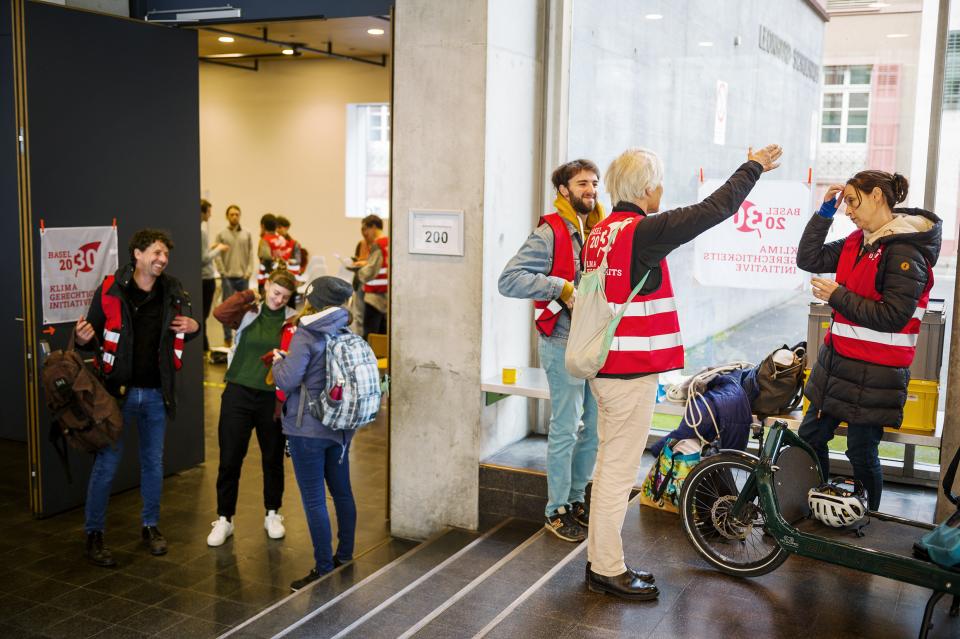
[808,479,867,528]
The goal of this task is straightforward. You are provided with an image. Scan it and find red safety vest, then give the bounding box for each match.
[582,211,684,375]
[534,214,575,337]
[257,233,289,286]
[826,230,933,367]
[98,275,184,374]
[363,236,389,294]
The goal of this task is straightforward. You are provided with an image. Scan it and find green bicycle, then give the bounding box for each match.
[679,419,960,639]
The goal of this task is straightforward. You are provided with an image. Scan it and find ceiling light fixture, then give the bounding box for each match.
[367,28,385,35]
[281,47,296,55]
[205,53,245,58]
[645,14,663,20]
[698,41,714,47]
[886,33,909,38]
[217,36,234,43]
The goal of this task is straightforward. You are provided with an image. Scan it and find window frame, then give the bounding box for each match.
[820,64,872,146]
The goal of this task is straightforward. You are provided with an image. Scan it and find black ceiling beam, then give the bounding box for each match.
[203,26,387,67]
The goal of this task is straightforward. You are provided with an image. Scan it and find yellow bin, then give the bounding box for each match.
[801,369,938,434]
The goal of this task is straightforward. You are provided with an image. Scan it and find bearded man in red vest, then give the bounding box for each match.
[580,144,782,601]
[74,229,200,568]
[799,170,941,511]
[499,160,604,543]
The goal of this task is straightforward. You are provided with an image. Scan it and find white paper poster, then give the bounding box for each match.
[693,180,812,290]
[713,80,728,146]
[41,226,119,325]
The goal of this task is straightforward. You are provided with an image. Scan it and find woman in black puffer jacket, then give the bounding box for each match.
[797,170,941,510]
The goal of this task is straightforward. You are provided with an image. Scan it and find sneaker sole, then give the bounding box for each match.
[543,523,585,543]
[586,581,659,601]
[266,530,286,539]
[207,533,233,547]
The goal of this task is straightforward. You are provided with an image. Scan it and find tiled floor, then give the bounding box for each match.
[0,361,390,639]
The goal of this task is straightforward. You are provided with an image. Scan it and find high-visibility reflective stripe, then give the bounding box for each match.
[102,352,115,365]
[174,349,183,359]
[103,330,120,344]
[377,268,388,276]
[831,322,918,347]
[609,332,683,352]
[608,297,677,317]
[912,306,926,321]
[366,278,388,287]
[535,300,563,320]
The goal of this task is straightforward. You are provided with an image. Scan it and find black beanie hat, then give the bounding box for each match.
[305,276,353,309]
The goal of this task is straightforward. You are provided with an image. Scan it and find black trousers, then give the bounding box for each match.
[201,277,216,351]
[216,382,285,517]
[363,304,387,340]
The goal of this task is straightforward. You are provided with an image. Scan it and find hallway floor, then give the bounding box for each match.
[0,361,390,639]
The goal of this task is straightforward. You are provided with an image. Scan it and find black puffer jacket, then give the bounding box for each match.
[797,208,941,427]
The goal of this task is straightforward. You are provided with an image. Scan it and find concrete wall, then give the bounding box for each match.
[391,0,544,538]
[567,0,825,352]
[199,59,390,316]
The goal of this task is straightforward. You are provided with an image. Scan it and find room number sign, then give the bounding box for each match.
[408,209,464,256]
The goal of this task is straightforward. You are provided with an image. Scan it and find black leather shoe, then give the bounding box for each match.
[142,526,168,556]
[586,568,659,601]
[586,561,654,583]
[85,531,117,568]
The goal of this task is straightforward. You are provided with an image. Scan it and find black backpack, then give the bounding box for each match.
[749,342,807,419]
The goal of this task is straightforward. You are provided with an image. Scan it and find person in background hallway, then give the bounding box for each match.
[498,160,604,543]
[207,269,298,547]
[355,215,388,339]
[797,170,941,511]
[214,204,253,347]
[275,215,305,305]
[581,143,782,601]
[349,231,371,336]
[75,229,200,567]
[272,276,358,591]
[201,199,228,351]
[258,214,284,292]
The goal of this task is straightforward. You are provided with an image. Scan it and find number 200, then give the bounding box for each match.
[424,230,449,244]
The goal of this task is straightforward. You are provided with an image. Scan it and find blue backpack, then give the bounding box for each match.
[297,331,381,431]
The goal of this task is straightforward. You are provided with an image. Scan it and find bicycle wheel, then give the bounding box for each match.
[680,453,789,577]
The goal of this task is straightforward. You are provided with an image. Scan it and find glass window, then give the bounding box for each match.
[823,93,843,108]
[822,128,841,142]
[849,65,872,84]
[845,127,867,143]
[345,103,390,219]
[849,92,870,108]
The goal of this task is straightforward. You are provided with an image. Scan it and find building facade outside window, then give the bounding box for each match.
[345,103,390,219]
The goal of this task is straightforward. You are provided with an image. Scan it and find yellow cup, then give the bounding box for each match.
[502,367,518,384]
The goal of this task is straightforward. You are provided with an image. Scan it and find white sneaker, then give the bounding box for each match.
[265,510,286,539]
[207,516,234,547]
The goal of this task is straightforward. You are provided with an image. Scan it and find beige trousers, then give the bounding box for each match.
[587,374,658,576]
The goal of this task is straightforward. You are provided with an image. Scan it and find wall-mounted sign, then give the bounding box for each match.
[409,209,464,256]
[40,225,119,324]
[714,80,728,146]
[758,25,819,83]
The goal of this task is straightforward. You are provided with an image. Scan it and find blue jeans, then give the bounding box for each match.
[221,276,249,341]
[287,436,356,574]
[539,335,599,517]
[797,406,885,510]
[85,387,167,532]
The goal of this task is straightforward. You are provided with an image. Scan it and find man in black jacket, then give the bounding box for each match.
[75,229,199,567]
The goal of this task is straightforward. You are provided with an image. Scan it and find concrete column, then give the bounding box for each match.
[936,264,960,520]
[390,0,545,538]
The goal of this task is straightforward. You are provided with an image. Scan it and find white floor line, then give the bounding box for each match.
[471,493,644,639]
[323,518,514,639]
[395,527,547,639]
[217,531,441,639]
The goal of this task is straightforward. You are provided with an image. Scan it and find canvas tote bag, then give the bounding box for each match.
[565,221,648,379]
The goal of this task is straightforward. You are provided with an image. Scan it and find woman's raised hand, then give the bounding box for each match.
[747,144,783,172]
